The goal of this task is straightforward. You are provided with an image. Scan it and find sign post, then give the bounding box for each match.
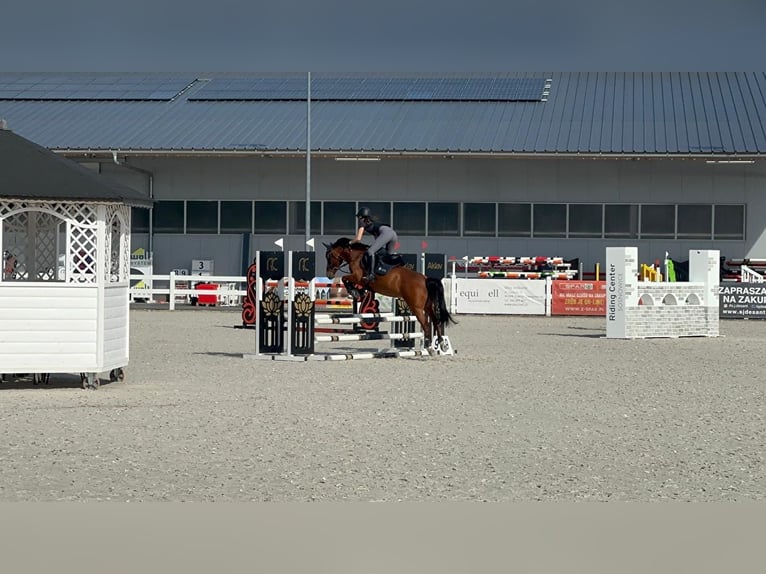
[605,247,639,339]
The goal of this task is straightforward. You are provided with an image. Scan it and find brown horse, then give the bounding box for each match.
[324,238,455,353]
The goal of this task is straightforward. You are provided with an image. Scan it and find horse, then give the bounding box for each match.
[323,238,456,354]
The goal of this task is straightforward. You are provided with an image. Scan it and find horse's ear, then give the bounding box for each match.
[322,242,331,249]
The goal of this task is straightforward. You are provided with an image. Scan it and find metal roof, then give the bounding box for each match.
[0,126,152,207]
[0,72,765,156]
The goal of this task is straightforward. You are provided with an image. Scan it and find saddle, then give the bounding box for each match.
[373,252,404,276]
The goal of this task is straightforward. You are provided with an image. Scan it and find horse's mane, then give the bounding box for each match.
[333,237,368,251]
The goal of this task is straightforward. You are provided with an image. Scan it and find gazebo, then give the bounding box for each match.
[0,123,152,389]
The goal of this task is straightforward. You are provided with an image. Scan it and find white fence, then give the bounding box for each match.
[129,273,352,311]
[130,273,247,310]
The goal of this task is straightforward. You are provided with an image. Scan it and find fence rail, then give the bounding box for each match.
[129,273,348,311]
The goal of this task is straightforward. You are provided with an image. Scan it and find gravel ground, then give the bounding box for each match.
[1,308,764,501]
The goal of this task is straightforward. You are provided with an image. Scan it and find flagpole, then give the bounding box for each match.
[305,71,311,245]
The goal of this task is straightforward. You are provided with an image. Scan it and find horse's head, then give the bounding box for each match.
[323,238,352,277]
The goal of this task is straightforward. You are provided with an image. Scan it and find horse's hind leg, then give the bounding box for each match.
[412,308,432,352]
[427,305,444,355]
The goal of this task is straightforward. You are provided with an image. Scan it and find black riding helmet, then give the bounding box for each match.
[356,206,372,219]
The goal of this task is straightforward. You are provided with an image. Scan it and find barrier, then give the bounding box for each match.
[315,332,423,342]
[306,349,427,361]
[468,256,565,266]
[315,313,416,323]
[606,248,719,339]
[243,250,454,361]
[455,256,577,280]
[478,271,574,280]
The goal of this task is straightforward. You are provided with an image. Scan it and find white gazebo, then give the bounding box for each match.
[0,124,152,388]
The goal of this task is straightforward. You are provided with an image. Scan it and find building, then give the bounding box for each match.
[1,72,764,275]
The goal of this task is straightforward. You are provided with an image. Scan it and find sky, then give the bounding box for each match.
[1,0,765,72]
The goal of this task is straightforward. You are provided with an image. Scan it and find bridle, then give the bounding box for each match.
[325,245,351,276]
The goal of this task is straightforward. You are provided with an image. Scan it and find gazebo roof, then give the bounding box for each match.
[0,125,152,208]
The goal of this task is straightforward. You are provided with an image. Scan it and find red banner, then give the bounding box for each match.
[551,281,606,316]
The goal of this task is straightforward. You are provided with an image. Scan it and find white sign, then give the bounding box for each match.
[191,259,214,276]
[130,252,154,302]
[605,247,639,338]
[130,248,153,265]
[454,278,546,315]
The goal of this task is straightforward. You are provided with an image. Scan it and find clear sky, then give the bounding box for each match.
[1,0,764,72]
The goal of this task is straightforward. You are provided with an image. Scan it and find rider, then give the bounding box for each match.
[355,206,398,283]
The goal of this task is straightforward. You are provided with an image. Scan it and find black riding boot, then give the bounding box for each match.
[363,252,375,283]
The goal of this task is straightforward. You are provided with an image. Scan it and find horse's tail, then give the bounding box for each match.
[426,277,457,329]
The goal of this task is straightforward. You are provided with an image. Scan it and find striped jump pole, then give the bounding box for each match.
[314,313,418,324]
[306,349,428,361]
[315,332,424,343]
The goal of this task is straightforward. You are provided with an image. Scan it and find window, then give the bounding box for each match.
[428,202,460,236]
[289,201,321,236]
[605,204,638,238]
[186,201,218,234]
[677,204,712,239]
[324,201,356,235]
[221,201,252,233]
[714,205,745,240]
[498,203,530,237]
[641,205,675,238]
[463,203,496,236]
[131,207,150,234]
[152,201,184,233]
[533,204,566,237]
[568,204,603,237]
[254,201,287,234]
[394,203,426,235]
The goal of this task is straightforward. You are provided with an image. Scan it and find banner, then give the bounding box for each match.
[551,281,606,316]
[130,248,153,301]
[719,282,766,319]
[454,278,545,315]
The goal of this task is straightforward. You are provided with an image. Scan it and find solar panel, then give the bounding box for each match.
[0,74,194,101]
[189,77,548,102]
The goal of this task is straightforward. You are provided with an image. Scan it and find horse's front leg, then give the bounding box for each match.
[342,275,364,301]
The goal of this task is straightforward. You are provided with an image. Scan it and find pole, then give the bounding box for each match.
[305,72,311,244]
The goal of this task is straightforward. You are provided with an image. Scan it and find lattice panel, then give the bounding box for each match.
[34,211,61,281]
[0,201,98,225]
[68,203,99,228]
[109,216,120,281]
[119,205,131,282]
[70,224,98,283]
[1,200,110,284]
[106,204,130,282]
[2,210,29,280]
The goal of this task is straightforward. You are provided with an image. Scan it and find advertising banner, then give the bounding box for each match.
[551,281,606,316]
[454,278,546,315]
[719,282,766,319]
[423,253,446,278]
[130,248,153,302]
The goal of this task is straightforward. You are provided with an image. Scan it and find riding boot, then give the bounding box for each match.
[363,252,375,283]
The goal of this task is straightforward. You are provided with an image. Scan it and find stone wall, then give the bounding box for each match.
[625,283,719,338]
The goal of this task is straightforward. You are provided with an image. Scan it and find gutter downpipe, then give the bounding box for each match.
[112,151,155,255]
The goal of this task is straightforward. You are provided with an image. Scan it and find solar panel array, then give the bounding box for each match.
[189,77,548,102]
[0,74,194,101]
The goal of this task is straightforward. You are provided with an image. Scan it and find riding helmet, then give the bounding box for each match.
[356,206,372,218]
